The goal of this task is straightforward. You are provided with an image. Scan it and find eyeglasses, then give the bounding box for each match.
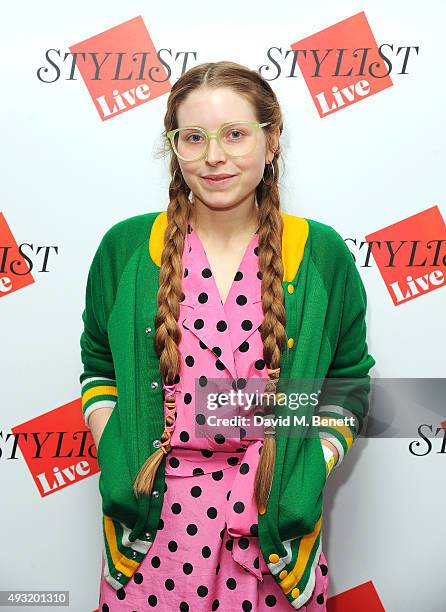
[166,120,271,162]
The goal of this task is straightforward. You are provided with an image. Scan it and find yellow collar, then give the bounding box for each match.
[149,210,308,283]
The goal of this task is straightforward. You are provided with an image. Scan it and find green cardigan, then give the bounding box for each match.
[79,210,375,608]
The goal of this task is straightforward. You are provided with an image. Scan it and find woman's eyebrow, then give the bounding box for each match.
[178,121,241,129]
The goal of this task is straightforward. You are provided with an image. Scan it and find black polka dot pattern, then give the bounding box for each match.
[98,225,329,610]
[178,225,267,389]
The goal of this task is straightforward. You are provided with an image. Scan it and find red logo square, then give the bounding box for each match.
[70,16,171,121]
[291,11,393,117]
[365,205,446,305]
[0,213,35,298]
[12,398,99,497]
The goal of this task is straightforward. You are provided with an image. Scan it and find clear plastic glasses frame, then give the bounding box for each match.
[166,120,271,161]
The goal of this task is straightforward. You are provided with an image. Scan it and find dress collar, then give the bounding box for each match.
[179,223,264,381]
[148,210,310,284]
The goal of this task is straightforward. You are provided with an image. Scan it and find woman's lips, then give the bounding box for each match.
[201,175,235,186]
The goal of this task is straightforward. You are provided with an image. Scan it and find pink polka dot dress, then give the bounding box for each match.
[99,223,329,611]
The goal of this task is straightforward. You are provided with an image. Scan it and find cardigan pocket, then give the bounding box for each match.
[316,433,328,484]
[278,433,327,540]
[97,402,139,526]
[96,407,117,465]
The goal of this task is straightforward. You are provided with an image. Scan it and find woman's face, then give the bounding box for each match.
[175,87,278,211]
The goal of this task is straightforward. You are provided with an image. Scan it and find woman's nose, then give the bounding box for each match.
[205,137,227,162]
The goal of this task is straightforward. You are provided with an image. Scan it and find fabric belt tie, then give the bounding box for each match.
[225,439,265,582]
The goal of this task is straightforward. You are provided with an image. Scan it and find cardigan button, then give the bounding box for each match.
[287,284,294,294]
[153,439,161,448]
[151,381,159,389]
[145,326,152,334]
[152,489,160,498]
[143,531,152,540]
[291,587,300,598]
[269,553,280,563]
[116,572,122,579]
[287,337,295,349]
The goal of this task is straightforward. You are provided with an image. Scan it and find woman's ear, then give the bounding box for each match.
[266,126,280,163]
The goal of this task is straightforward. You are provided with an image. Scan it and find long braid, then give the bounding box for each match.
[133,171,192,498]
[253,159,286,512]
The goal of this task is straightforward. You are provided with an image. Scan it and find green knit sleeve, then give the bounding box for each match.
[317,245,376,469]
[79,239,117,428]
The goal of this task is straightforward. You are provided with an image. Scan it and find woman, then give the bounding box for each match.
[80,61,375,611]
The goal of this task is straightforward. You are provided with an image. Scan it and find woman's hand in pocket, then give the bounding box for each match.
[321,438,339,477]
[88,407,114,451]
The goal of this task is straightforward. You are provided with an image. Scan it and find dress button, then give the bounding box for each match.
[287,337,294,349]
[153,439,161,448]
[152,489,160,498]
[151,381,159,389]
[145,326,152,334]
[287,284,294,294]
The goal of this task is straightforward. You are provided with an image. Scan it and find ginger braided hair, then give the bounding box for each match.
[133,61,286,511]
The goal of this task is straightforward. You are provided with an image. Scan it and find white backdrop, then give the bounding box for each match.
[1,1,445,611]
